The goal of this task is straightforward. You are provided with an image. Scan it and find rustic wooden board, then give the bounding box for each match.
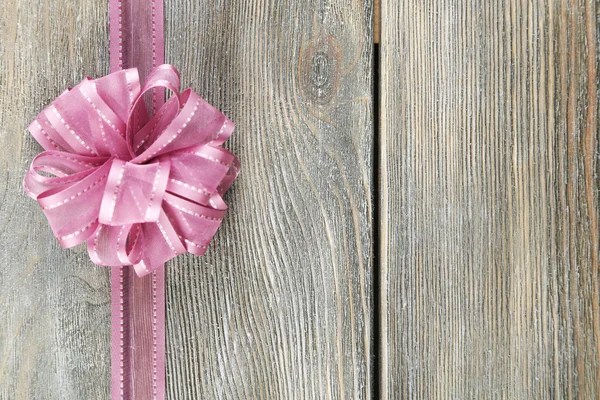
[0,0,373,398]
[0,1,112,398]
[163,0,373,398]
[380,0,599,398]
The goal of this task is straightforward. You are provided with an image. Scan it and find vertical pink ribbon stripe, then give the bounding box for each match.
[109,0,166,399]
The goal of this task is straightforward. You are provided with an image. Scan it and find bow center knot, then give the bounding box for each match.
[99,157,171,226]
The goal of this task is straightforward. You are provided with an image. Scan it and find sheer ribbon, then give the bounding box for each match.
[24,1,239,396]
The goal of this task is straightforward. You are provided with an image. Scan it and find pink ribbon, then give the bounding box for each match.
[24,65,239,275]
[24,1,237,398]
[23,64,239,398]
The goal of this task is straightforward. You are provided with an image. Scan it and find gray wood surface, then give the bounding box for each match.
[0,0,373,399]
[0,1,112,398]
[164,0,373,398]
[380,0,600,398]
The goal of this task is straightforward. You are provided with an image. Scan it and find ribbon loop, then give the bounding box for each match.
[24,65,239,277]
[36,160,112,248]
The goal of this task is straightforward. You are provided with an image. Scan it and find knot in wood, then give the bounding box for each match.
[299,36,342,105]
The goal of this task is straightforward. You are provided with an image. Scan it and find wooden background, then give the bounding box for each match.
[0,1,597,399]
[380,1,599,398]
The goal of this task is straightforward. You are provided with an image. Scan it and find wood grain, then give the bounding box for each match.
[164,0,373,398]
[0,0,374,398]
[0,1,111,398]
[374,0,380,44]
[380,0,600,398]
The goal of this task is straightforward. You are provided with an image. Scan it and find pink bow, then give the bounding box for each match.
[24,65,239,277]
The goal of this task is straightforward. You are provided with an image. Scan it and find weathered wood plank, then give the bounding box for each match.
[164,0,374,398]
[0,1,111,399]
[0,0,374,398]
[380,0,599,398]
